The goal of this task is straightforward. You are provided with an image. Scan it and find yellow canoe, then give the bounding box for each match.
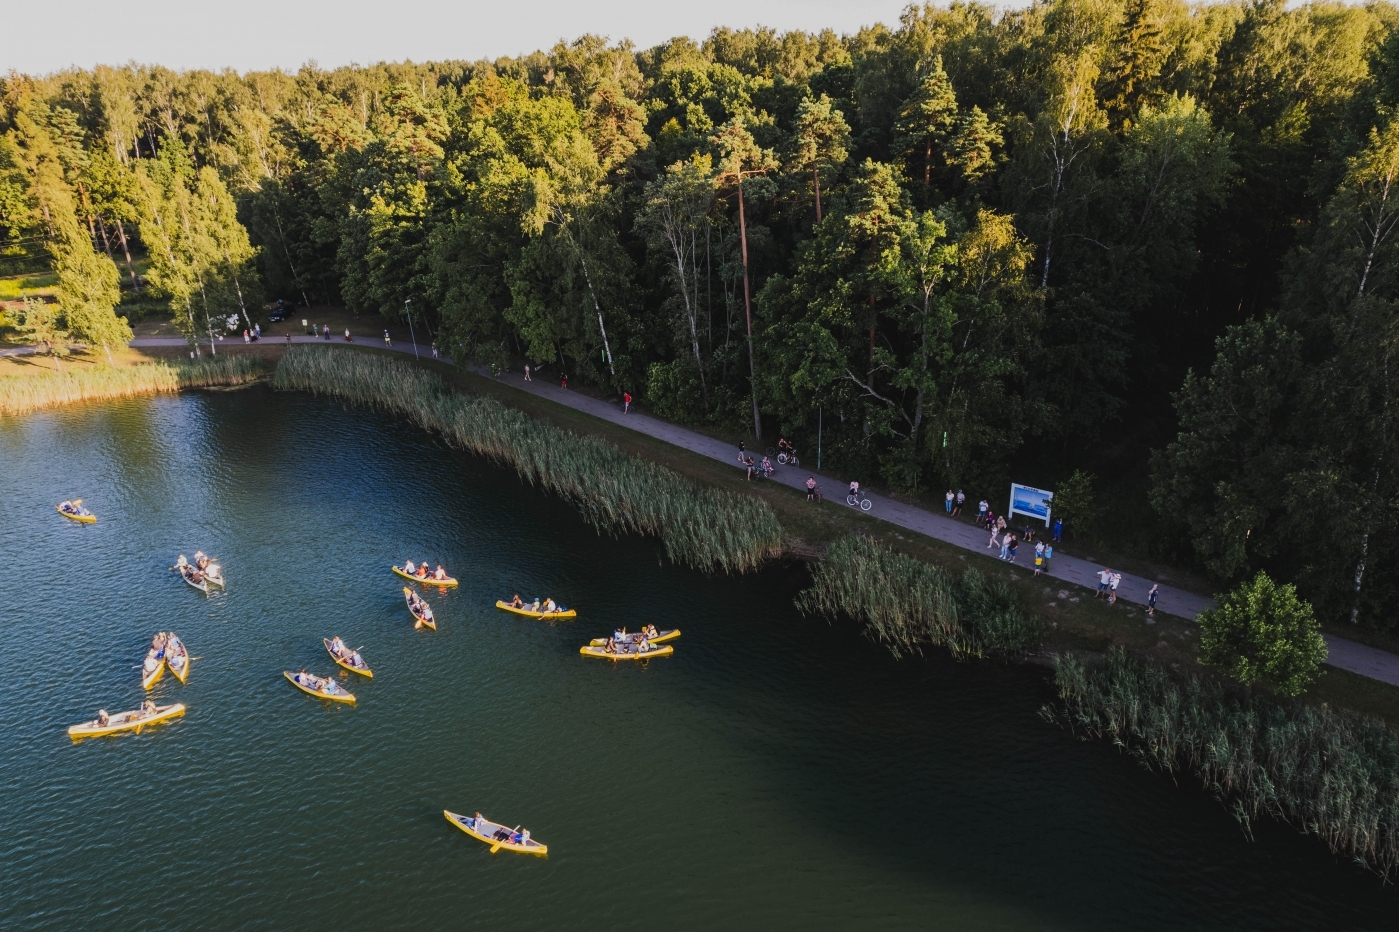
[166,635,191,684]
[69,703,184,739]
[589,629,681,647]
[324,638,373,677]
[141,648,166,689]
[56,504,96,523]
[495,600,576,620]
[393,565,458,587]
[405,587,436,630]
[283,670,356,704]
[444,810,548,856]
[579,643,674,661]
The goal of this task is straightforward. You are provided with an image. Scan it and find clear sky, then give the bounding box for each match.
[9,0,919,75]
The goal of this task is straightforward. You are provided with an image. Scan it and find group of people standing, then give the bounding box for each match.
[985,518,1055,576]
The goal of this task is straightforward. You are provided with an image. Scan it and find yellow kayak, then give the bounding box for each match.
[393,565,458,587]
[69,703,184,739]
[589,628,681,647]
[141,647,166,689]
[56,503,96,523]
[579,643,674,661]
[495,600,576,620]
[166,634,191,684]
[324,638,373,677]
[283,670,356,704]
[405,587,436,630]
[444,810,548,856]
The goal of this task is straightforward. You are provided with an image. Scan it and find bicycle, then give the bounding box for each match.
[846,490,873,511]
[766,444,800,466]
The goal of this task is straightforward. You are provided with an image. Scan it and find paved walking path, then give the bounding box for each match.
[27,335,1399,688]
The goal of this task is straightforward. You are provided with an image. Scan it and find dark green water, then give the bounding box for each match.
[2,386,1396,930]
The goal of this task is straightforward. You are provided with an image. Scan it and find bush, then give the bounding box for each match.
[796,535,1041,658]
[1198,571,1327,696]
[1050,469,1100,542]
[644,359,709,425]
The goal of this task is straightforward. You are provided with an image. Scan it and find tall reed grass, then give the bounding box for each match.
[0,355,263,416]
[797,535,1041,658]
[1049,647,1399,878]
[273,347,781,573]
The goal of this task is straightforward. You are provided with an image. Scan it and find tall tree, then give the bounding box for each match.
[788,93,850,222]
[713,119,778,439]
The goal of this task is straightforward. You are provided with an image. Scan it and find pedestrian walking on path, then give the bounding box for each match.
[623,392,631,414]
[954,490,965,515]
[1053,517,1063,542]
[806,477,818,501]
[1147,583,1159,615]
[383,330,392,346]
[988,525,999,549]
[977,499,988,523]
[1043,542,1053,574]
[945,490,955,514]
[431,342,438,358]
[524,364,532,381]
[560,373,568,389]
[1000,532,1012,560]
[1096,568,1112,598]
[1109,572,1122,604]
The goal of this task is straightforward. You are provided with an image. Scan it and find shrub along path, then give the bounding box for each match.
[115,335,1399,688]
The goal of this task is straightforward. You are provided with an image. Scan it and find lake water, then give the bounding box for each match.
[2,385,1396,930]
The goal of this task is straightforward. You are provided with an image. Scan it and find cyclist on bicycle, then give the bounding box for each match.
[778,437,794,455]
[849,480,860,498]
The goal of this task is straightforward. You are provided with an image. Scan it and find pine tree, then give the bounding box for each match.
[1101,0,1167,132]
[893,57,960,188]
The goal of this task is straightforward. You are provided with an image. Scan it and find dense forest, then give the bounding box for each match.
[5,0,1399,628]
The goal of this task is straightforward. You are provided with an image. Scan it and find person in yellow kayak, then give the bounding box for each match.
[433,564,448,580]
[644,624,660,639]
[510,594,524,608]
[543,598,558,613]
[416,561,429,579]
[330,637,347,657]
[97,709,109,726]
[403,560,416,575]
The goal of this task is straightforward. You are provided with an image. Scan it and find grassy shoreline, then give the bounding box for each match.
[274,347,781,574]
[0,355,264,415]
[1049,648,1399,879]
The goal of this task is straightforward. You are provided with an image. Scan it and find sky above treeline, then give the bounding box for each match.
[11,0,924,74]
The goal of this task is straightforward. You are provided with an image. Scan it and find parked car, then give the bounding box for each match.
[267,299,288,322]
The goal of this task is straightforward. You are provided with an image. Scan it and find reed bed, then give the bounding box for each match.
[273,347,781,573]
[0,355,263,416]
[1049,647,1399,878]
[797,535,1041,658]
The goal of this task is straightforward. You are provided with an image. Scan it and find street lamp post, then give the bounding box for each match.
[405,299,419,361]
